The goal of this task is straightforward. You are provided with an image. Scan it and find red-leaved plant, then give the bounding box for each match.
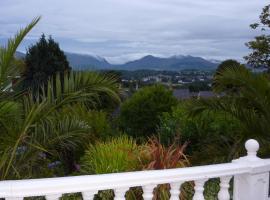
[138,137,190,200]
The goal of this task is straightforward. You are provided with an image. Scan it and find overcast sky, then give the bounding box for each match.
[0,0,268,64]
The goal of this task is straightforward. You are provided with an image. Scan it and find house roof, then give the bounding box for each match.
[173,89,190,99]
[198,91,216,98]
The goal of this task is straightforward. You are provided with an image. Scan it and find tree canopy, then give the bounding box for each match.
[22,34,71,89]
[213,59,245,93]
[119,85,177,138]
[245,4,270,71]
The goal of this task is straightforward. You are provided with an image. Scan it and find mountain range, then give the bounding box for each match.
[16,51,220,71]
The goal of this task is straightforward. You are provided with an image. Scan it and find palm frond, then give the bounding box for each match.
[39,71,120,108]
[0,17,40,90]
[190,66,270,140]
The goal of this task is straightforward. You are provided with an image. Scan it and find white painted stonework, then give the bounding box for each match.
[0,139,270,200]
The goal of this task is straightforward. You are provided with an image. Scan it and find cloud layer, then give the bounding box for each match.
[0,0,268,63]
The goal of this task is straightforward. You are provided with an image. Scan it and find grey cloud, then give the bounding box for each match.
[0,0,269,63]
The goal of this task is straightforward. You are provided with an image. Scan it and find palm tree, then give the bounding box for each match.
[189,65,270,159]
[0,18,120,179]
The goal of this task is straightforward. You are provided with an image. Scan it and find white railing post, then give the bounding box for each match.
[46,194,62,200]
[82,191,96,200]
[218,176,232,200]
[142,184,155,200]
[114,187,129,200]
[193,179,208,200]
[170,182,183,200]
[233,139,270,200]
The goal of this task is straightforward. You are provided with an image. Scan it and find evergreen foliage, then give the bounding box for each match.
[22,34,71,89]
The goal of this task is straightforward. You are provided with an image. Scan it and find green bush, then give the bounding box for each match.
[158,101,241,164]
[81,136,139,174]
[80,136,141,200]
[119,85,177,138]
[67,105,114,141]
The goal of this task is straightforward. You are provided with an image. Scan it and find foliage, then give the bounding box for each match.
[215,59,242,76]
[80,137,139,200]
[189,65,270,161]
[140,137,189,170]
[137,137,189,200]
[245,4,270,71]
[157,111,181,146]
[0,70,120,179]
[81,136,139,174]
[119,85,177,138]
[158,101,242,164]
[68,106,113,140]
[22,34,71,90]
[187,81,211,92]
[0,19,120,179]
[80,137,190,200]
[213,59,244,92]
[0,17,40,96]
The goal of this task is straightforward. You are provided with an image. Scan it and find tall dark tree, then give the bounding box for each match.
[244,4,270,71]
[22,34,71,89]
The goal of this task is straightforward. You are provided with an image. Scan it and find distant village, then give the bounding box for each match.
[119,69,218,99]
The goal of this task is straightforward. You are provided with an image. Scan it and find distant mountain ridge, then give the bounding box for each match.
[119,55,218,70]
[64,52,111,70]
[15,51,220,71]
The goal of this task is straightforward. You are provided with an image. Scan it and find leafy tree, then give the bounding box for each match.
[119,85,177,138]
[244,4,270,71]
[22,34,71,89]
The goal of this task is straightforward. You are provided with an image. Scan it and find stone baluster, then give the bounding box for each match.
[170,182,183,200]
[218,176,232,200]
[193,179,207,200]
[114,187,129,200]
[82,191,96,200]
[142,184,155,200]
[46,194,62,200]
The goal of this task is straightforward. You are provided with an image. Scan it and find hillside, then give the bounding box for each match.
[15,52,219,71]
[116,55,218,70]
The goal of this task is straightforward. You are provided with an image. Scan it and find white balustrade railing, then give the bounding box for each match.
[0,139,270,200]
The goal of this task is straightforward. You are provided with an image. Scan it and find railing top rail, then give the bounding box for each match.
[0,139,270,199]
[0,161,267,198]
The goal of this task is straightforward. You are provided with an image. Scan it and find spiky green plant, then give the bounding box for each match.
[81,136,139,174]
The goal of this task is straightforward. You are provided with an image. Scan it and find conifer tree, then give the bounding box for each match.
[22,34,71,89]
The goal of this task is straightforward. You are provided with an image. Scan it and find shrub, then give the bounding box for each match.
[158,101,241,164]
[68,105,114,141]
[140,137,189,170]
[81,136,139,174]
[138,137,189,200]
[81,136,141,200]
[119,85,177,138]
